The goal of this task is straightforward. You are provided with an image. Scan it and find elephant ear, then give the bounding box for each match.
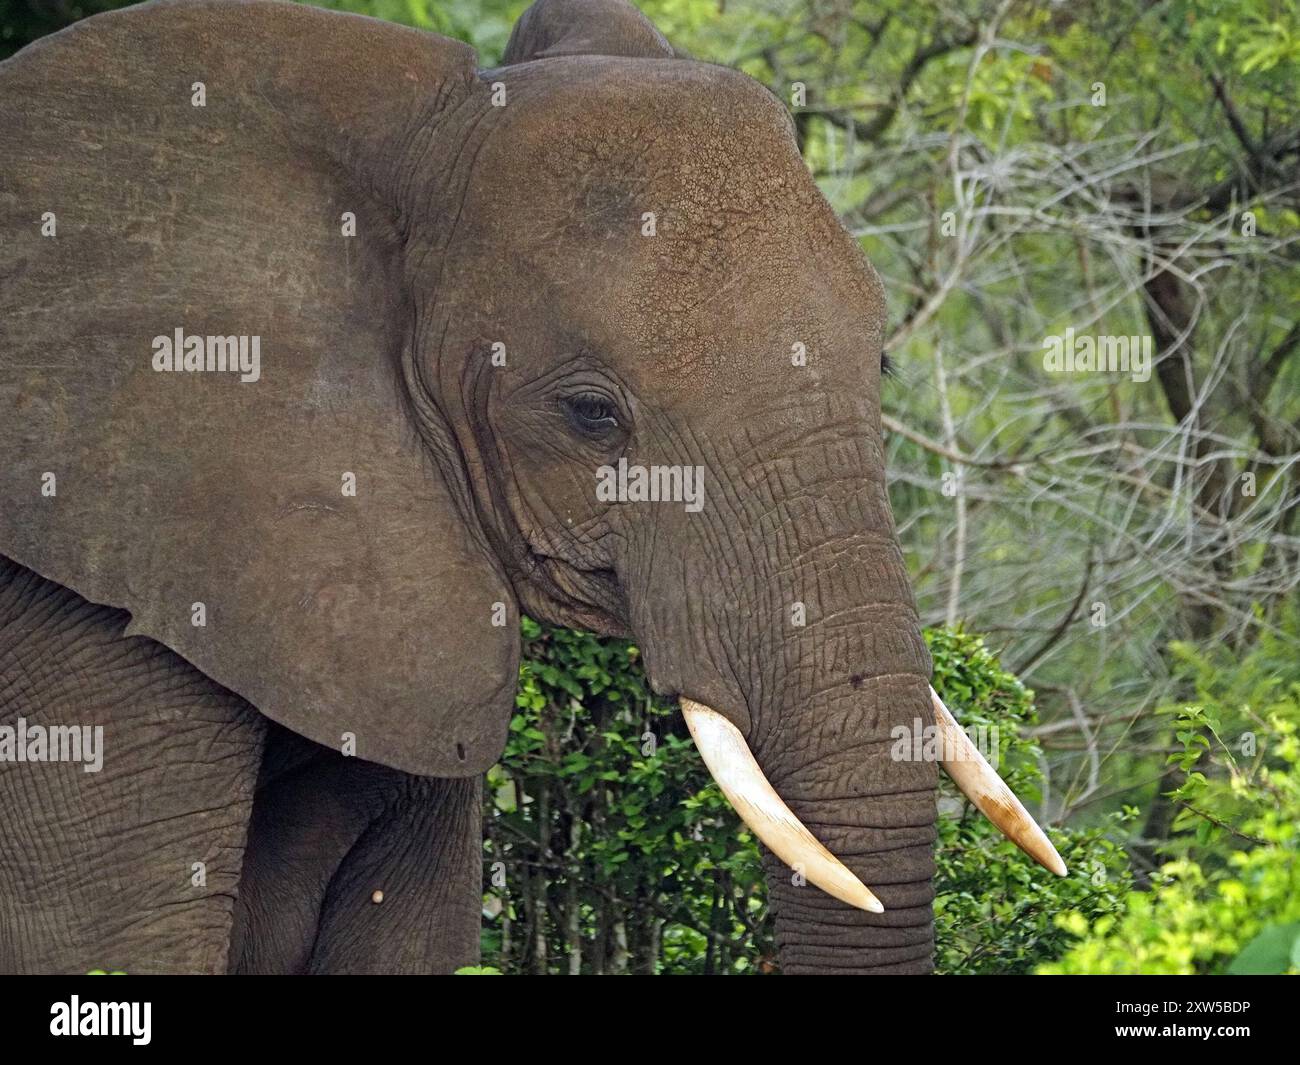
[0,1,518,777]
[503,0,675,63]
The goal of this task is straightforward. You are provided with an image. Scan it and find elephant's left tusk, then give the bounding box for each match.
[930,686,1067,877]
[680,698,885,913]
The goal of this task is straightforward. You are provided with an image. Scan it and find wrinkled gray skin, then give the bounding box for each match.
[0,0,936,973]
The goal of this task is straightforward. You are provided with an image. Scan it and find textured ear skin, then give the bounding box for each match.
[503,0,674,63]
[0,0,519,778]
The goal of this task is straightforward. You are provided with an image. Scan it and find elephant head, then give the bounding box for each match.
[0,0,1060,973]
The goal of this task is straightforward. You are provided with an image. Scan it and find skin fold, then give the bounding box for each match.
[0,0,937,973]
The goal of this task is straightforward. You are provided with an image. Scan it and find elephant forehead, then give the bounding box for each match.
[470,58,820,242]
[622,272,883,394]
[458,58,886,388]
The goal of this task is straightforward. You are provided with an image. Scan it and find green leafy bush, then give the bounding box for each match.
[928,628,1134,974]
[484,618,771,974]
[482,620,1131,973]
[1040,615,1300,974]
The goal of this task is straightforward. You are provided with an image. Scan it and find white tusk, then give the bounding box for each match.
[930,686,1067,877]
[680,698,884,913]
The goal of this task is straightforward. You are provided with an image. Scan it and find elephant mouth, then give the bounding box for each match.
[679,688,1066,912]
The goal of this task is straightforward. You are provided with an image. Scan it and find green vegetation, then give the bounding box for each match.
[1042,612,1300,974]
[927,628,1134,974]
[485,619,772,974]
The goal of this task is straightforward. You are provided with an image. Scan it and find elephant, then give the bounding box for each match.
[0,0,1063,974]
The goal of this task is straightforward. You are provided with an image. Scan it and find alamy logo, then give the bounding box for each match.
[50,997,151,1045]
[1042,328,1152,382]
[151,328,261,382]
[596,458,705,513]
[891,717,999,767]
[0,717,103,773]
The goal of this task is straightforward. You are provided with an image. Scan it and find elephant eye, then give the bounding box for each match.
[561,392,622,439]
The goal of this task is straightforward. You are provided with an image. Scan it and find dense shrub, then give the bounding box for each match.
[1041,614,1300,974]
[928,628,1134,974]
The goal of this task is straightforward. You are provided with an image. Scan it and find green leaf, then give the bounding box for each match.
[1227,923,1300,975]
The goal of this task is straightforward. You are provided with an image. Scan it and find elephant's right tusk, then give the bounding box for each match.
[930,686,1068,877]
[680,697,885,913]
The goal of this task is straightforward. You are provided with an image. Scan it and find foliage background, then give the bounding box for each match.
[5,0,1294,974]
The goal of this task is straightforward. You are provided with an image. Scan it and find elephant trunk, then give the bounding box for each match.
[675,517,940,972]
[758,666,939,974]
[676,532,1065,971]
[627,428,942,972]
[751,554,939,974]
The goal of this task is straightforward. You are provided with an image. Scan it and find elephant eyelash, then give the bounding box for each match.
[559,393,623,438]
[881,351,893,376]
